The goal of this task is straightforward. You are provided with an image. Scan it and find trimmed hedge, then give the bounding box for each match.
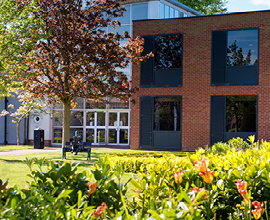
[106,151,191,158]
[107,154,191,173]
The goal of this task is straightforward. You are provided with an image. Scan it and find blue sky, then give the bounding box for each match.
[227,0,270,13]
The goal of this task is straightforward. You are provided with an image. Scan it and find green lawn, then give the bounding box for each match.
[0,145,34,151]
[0,148,139,162]
[0,147,142,198]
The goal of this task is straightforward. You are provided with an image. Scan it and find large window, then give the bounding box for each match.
[140,96,181,150]
[210,95,257,145]
[227,30,258,67]
[141,34,183,87]
[212,28,259,85]
[154,35,182,69]
[154,97,181,131]
[160,3,181,19]
[226,96,256,132]
[132,3,148,21]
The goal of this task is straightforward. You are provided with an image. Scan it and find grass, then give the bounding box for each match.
[0,148,140,163]
[0,145,34,151]
[0,147,144,199]
[0,146,178,199]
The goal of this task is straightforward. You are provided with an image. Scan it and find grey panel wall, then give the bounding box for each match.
[140,36,154,87]
[0,96,26,145]
[210,96,225,145]
[224,132,257,142]
[154,68,182,87]
[227,66,258,85]
[153,131,181,150]
[0,99,5,144]
[140,96,154,148]
[211,31,227,85]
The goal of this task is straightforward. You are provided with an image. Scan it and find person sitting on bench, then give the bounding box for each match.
[71,136,84,155]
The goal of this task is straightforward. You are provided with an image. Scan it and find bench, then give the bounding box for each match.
[62,142,91,160]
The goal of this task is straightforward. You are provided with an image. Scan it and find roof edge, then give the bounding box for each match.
[163,0,203,16]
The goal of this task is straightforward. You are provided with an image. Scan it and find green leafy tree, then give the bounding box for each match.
[177,0,227,15]
[21,0,152,147]
[0,0,45,97]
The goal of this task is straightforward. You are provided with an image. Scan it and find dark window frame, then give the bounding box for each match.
[210,95,258,146]
[140,95,182,150]
[211,28,259,86]
[225,96,257,133]
[140,33,183,88]
[154,96,181,131]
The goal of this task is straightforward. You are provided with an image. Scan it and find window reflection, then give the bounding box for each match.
[53,128,62,143]
[120,113,128,126]
[70,111,84,126]
[53,110,63,126]
[86,112,95,126]
[154,34,182,69]
[154,97,181,131]
[160,3,165,18]
[86,129,94,143]
[132,3,148,21]
[97,112,105,126]
[226,96,256,132]
[85,100,106,109]
[165,5,170,18]
[227,29,258,66]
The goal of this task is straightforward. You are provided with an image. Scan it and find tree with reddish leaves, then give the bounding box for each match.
[21,0,151,147]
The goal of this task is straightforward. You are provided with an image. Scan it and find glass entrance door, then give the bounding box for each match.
[86,111,106,144]
[108,112,129,145]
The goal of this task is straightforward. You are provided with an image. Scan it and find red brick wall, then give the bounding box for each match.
[130,11,270,151]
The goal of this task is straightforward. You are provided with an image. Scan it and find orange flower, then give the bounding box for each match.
[199,168,214,183]
[174,171,185,184]
[236,179,249,205]
[252,201,265,215]
[92,202,107,219]
[88,182,97,197]
[194,158,209,172]
[252,201,264,210]
[251,208,262,220]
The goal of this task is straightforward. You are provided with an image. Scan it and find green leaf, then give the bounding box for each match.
[57,189,73,200]
[11,197,17,210]
[129,179,141,190]
[148,210,162,219]
[77,190,82,208]
[93,170,102,180]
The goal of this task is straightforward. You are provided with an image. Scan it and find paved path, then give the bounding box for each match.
[0,147,62,156]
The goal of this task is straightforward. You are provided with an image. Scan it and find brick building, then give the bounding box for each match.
[0,0,201,146]
[131,10,270,151]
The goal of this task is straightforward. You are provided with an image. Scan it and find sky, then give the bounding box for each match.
[227,0,270,13]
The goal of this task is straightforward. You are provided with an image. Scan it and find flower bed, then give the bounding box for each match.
[1,137,270,219]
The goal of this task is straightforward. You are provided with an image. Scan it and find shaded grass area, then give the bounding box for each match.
[0,148,139,163]
[0,145,34,151]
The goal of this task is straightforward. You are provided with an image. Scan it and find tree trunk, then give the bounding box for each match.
[62,100,71,148]
[17,122,20,145]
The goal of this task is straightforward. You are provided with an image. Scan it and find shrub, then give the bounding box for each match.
[106,151,190,158]
[108,154,192,173]
[0,156,131,219]
[2,137,270,219]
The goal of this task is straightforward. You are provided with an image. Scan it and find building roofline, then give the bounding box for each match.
[163,0,203,16]
[133,8,270,22]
